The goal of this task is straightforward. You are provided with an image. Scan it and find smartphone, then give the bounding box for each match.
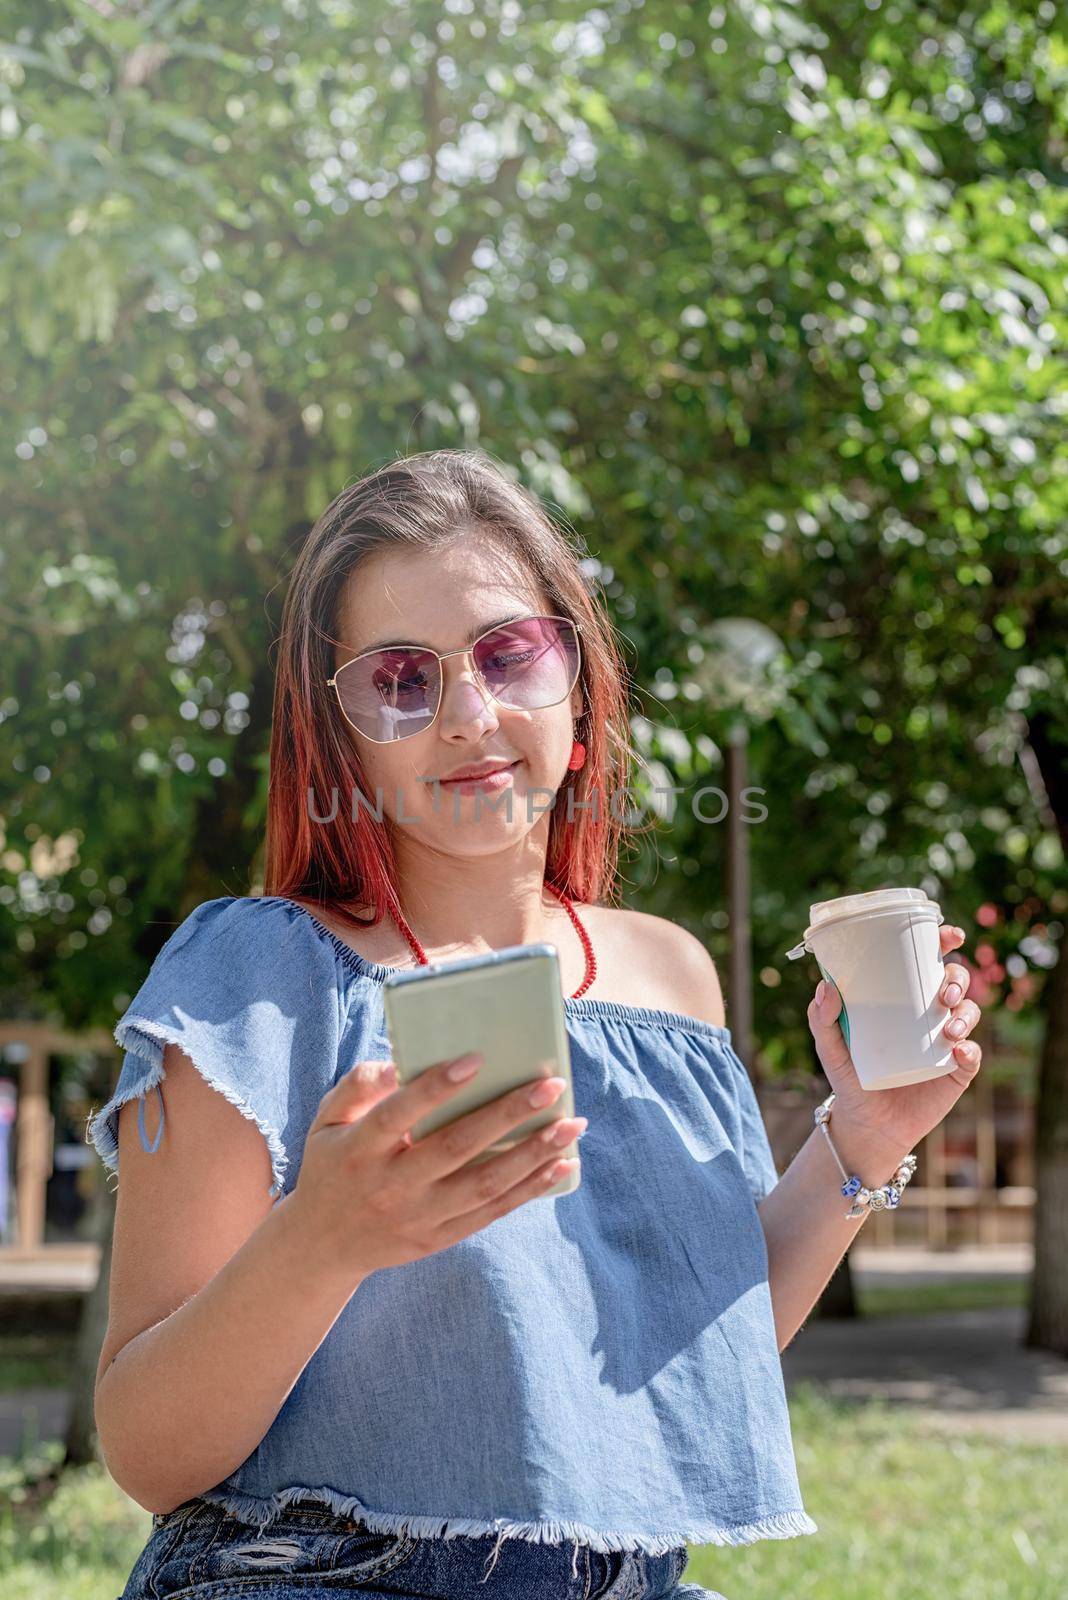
[381,943,581,1198]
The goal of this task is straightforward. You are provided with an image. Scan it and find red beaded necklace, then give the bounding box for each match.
[387,879,598,1000]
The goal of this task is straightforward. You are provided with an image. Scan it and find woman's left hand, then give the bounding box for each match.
[806,922,984,1162]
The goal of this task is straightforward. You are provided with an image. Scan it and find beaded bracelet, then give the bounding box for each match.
[814,1092,919,1219]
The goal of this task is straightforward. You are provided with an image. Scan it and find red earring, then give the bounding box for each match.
[567,740,586,771]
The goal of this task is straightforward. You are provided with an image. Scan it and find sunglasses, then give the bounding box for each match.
[326,614,582,744]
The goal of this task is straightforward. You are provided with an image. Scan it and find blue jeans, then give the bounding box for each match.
[120,1496,729,1597]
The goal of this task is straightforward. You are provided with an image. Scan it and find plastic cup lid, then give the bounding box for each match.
[785,887,943,959]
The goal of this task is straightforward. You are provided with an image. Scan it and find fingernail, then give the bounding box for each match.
[529,1077,565,1107]
[946,1018,966,1038]
[447,1053,483,1082]
[815,980,827,1007]
[943,983,962,1007]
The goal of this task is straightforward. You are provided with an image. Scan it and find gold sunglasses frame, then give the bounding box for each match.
[325,613,583,744]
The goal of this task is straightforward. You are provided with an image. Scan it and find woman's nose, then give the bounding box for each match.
[436,657,499,735]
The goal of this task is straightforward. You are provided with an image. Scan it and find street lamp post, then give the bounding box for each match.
[724,718,753,1067]
[691,618,788,1074]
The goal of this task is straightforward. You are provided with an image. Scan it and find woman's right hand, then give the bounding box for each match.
[289,1054,586,1280]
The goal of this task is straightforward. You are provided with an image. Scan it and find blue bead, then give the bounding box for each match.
[886,1189,901,1208]
[842,1175,862,1197]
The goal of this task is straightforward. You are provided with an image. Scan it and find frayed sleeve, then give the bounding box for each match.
[86,897,343,1201]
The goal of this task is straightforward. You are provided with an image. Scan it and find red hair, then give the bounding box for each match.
[261,448,651,934]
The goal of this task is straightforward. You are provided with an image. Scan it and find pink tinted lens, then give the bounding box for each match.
[473,618,579,709]
[336,646,441,741]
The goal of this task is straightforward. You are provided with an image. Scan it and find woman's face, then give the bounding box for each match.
[332,528,584,859]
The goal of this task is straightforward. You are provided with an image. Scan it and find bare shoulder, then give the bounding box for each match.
[285,897,405,964]
[581,904,727,1028]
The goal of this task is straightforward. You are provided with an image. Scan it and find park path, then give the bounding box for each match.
[781,1304,1068,1446]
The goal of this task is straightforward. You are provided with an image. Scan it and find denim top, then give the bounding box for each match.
[87,895,818,1559]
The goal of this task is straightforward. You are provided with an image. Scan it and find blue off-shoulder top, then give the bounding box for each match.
[86,895,818,1560]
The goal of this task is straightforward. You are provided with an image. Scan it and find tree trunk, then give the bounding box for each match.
[1026,940,1068,1356]
[63,1181,115,1466]
[1024,703,1067,1356]
[814,1249,858,1318]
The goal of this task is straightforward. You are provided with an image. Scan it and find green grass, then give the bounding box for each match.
[856,1275,1028,1318]
[0,1443,151,1600]
[2,1387,1064,1600]
[686,1384,1066,1600]
[0,1336,78,1392]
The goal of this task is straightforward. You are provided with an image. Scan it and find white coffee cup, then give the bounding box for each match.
[786,887,955,1090]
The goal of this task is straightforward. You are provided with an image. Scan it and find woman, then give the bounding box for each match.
[88,448,984,1599]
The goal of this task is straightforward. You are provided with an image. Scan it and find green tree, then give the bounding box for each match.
[1,1,1064,1414]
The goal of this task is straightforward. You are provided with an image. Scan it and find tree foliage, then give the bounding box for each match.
[1,0,1064,1074]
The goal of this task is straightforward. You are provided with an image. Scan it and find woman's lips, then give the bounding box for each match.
[438,761,520,793]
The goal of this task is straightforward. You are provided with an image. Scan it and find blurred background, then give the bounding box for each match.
[1,1,1065,1595]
